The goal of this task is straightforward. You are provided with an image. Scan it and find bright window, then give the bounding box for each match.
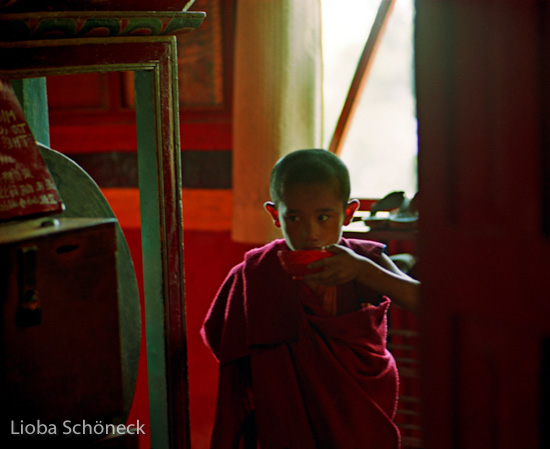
[322,0,417,199]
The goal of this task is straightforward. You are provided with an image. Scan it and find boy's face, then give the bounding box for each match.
[265,181,358,251]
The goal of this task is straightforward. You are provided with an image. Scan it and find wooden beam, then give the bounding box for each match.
[328,0,396,156]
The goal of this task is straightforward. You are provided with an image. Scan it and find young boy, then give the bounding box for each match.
[201,149,419,449]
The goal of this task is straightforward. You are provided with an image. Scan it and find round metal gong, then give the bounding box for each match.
[38,143,141,423]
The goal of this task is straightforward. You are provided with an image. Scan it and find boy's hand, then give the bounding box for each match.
[303,244,364,286]
[306,244,421,313]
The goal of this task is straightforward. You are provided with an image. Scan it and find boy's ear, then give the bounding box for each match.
[264,202,281,227]
[344,199,360,226]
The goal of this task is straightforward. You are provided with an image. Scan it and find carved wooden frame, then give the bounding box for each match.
[1,35,191,449]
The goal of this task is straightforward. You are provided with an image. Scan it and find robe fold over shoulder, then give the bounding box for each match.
[201,238,401,449]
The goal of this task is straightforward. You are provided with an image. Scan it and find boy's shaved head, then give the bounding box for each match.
[269,149,351,206]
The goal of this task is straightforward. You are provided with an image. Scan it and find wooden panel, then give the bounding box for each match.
[542,337,550,448]
[453,316,540,449]
[176,0,225,108]
[416,1,550,448]
[0,218,122,447]
[540,2,550,237]
[451,3,539,232]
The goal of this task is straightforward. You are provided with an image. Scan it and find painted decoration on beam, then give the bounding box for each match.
[0,78,64,221]
[0,11,206,42]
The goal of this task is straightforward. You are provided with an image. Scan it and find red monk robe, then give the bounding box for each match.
[201,238,401,449]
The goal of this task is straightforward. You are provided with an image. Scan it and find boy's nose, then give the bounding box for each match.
[302,219,320,242]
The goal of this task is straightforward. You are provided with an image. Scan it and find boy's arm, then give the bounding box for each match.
[375,253,420,313]
[304,245,420,313]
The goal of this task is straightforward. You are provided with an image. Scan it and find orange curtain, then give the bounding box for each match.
[232,0,323,244]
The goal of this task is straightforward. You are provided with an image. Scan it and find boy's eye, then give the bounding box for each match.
[286,215,300,222]
[318,214,330,222]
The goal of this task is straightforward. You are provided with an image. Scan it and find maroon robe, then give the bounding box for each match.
[201,238,400,449]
